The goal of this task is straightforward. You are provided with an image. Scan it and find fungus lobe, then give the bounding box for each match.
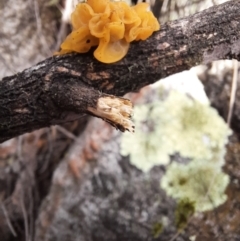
[57,0,160,63]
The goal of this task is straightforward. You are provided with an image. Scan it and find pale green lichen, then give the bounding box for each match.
[121,91,231,171]
[121,89,231,212]
[121,103,172,170]
[161,161,229,212]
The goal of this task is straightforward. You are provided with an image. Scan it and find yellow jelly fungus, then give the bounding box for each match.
[57,0,160,63]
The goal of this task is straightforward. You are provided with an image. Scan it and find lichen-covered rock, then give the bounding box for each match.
[161,161,229,212]
[121,89,231,212]
[35,119,179,241]
[121,90,231,171]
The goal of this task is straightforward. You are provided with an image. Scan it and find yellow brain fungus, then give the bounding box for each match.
[57,0,160,63]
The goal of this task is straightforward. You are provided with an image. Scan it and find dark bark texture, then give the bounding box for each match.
[1,0,240,143]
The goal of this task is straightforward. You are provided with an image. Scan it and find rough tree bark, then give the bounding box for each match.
[1,0,240,143]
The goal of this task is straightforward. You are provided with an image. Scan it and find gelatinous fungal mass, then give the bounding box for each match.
[57,0,160,63]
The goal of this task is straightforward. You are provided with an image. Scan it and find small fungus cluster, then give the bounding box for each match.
[57,0,160,63]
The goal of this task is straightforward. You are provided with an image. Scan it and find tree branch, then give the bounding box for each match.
[0,0,240,143]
